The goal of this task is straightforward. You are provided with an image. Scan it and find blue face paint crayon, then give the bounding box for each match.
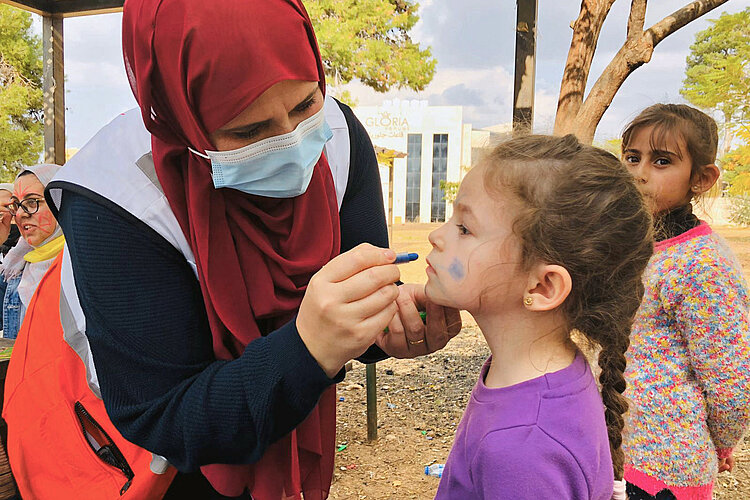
[394,252,419,264]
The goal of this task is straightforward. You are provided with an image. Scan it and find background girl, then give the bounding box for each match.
[429,134,653,499]
[621,103,750,499]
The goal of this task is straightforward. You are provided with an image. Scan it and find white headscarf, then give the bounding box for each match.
[20,163,63,190]
[0,164,64,311]
[14,164,64,248]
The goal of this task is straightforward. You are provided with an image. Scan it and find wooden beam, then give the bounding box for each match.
[0,0,122,16]
[55,0,123,17]
[42,14,65,165]
[512,0,538,137]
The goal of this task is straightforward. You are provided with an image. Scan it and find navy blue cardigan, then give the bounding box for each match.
[55,102,388,498]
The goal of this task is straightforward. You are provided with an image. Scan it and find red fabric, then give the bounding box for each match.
[121,1,340,498]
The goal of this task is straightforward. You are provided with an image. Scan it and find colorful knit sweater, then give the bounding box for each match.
[623,222,750,497]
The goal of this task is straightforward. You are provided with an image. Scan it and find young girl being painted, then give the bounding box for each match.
[621,104,750,499]
[429,134,653,499]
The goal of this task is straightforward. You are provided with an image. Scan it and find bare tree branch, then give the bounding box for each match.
[627,0,647,39]
[557,0,729,142]
[648,0,728,46]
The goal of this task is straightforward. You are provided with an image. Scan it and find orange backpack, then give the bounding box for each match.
[2,254,177,499]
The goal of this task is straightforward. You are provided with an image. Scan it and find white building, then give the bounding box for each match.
[353,99,472,223]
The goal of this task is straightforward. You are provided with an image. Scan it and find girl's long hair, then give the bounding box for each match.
[483,134,653,479]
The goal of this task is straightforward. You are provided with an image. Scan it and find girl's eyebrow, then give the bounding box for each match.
[623,147,678,159]
[219,88,318,135]
[650,149,678,158]
[454,201,478,224]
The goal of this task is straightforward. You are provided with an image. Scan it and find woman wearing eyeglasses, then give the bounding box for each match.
[0,164,62,339]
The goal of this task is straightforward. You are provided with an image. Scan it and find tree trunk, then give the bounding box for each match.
[553,0,615,136]
[572,36,654,143]
[721,111,735,159]
[555,0,730,143]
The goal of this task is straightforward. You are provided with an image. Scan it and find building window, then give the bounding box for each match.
[431,134,448,222]
[405,134,422,222]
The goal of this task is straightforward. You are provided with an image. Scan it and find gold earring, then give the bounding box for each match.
[523,296,534,306]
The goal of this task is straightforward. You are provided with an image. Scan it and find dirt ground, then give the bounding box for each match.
[328,224,750,499]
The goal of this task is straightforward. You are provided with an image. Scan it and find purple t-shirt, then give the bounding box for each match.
[435,350,614,499]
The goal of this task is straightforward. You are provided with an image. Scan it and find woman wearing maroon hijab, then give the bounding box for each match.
[47,0,460,498]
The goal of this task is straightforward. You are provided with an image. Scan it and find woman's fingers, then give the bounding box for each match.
[443,306,462,337]
[320,243,396,283]
[355,301,399,345]
[397,291,428,349]
[296,244,404,377]
[335,263,400,303]
[344,283,400,320]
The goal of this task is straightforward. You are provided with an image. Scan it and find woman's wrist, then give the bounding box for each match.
[295,315,345,378]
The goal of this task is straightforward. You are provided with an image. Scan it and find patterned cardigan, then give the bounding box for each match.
[623,222,750,496]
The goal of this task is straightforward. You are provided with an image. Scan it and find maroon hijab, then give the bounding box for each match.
[122,1,340,498]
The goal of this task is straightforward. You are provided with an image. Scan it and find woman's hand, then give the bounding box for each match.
[297,243,401,377]
[376,283,461,359]
[0,208,11,243]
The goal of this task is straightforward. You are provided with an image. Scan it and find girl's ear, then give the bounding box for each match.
[692,164,720,195]
[524,264,572,312]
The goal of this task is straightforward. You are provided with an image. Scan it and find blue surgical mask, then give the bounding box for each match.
[190,107,333,198]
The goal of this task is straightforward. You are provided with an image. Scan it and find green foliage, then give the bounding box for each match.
[596,138,622,157]
[728,195,750,226]
[307,0,436,92]
[439,179,459,203]
[681,8,750,131]
[0,5,42,181]
[722,128,750,195]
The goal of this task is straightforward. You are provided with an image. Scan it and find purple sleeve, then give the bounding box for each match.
[472,428,587,499]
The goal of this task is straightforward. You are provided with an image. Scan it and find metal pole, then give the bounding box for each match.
[366,363,377,441]
[512,0,538,137]
[42,13,65,165]
[387,165,394,244]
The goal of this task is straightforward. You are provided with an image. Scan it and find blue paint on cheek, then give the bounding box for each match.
[448,259,465,281]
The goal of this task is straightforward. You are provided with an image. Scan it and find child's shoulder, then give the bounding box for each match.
[654,223,743,278]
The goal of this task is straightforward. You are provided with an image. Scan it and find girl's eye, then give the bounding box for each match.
[654,158,670,167]
[623,155,639,164]
[457,224,471,236]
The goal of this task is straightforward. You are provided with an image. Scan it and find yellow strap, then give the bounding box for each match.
[24,235,65,263]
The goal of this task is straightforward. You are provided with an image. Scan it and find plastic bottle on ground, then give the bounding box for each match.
[424,464,445,478]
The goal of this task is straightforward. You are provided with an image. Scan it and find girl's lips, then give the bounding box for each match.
[425,259,435,274]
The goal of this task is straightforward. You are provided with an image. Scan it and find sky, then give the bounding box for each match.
[32,0,750,149]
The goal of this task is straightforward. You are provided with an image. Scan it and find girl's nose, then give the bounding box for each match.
[428,225,445,249]
[631,163,648,184]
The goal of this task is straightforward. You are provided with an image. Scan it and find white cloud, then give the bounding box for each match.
[25,0,750,148]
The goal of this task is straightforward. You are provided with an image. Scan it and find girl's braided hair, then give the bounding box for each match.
[483,134,654,479]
